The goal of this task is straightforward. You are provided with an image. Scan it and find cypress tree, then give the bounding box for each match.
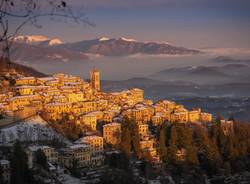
[159,124,168,161]
[10,141,31,184]
[120,122,132,156]
[35,149,47,168]
[166,126,178,164]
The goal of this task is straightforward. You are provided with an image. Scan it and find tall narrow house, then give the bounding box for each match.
[90,67,100,91]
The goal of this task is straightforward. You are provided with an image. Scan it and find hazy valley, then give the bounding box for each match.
[6,35,250,121]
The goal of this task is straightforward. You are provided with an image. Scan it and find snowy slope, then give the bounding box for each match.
[120,37,137,42]
[13,35,63,46]
[13,35,49,44]
[0,116,70,145]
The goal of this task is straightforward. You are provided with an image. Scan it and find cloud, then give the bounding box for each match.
[201,48,250,56]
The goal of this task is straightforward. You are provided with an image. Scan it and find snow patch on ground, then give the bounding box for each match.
[58,173,82,184]
[49,38,63,45]
[120,37,137,42]
[0,116,70,145]
[99,37,110,41]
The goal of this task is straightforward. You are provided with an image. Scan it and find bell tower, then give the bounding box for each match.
[90,67,100,91]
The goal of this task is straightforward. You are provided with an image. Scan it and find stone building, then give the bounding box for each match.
[15,77,36,86]
[78,135,104,153]
[188,108,201,123]
[27,146,59,168]
[103,122,121,145]
[16,86,35,95]
[152,113,164,126]
[200,112,213,123]
[76,135,104,166]
[59,144,92,168]
[78,113,97,131]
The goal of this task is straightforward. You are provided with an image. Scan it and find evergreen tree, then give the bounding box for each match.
[228,115,235,122]
[35,149,47,168]
[0,165,4,184]
[69,159,81,178]
[99,168,135,184]
[215,113,224,123]
[223,161,231,176]
[130,119,140,155]
[120,122,132,156]
[166,125,178,164]
[10,141,32,184]
[225,135,239,161]
[159,124,167,160]
[185,145,199,165]
[193,125,222,174]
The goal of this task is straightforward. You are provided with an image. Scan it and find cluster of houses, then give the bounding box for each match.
[0,68,219,183]
[0,134,105,184]
[27,134,104,169]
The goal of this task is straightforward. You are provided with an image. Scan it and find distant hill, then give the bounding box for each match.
[102,77,250,100]
[150,64,250,84]
[0,57,46,77]
[213,56,250,64]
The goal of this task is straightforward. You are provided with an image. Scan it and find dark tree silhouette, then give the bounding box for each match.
[10,141,32,184]
[69,159,81,178]
[35,149,47,168]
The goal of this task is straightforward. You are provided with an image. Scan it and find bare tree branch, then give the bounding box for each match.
[0,0,94,62]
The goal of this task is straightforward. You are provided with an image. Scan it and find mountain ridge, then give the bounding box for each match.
[8,35,201,62]
[59,36,201,56]
[150,64,250,84]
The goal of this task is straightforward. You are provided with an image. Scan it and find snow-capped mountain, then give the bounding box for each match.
[37,38,63,47]
[58,36,200,56]
[98,37,136,42]
[120,37,137,42]
[9,42,88,62]
[48,38,63,45]
[99,37,110,41]
[13,35,63,46]
[13,35,49,44]
[9,35,201,62]
[8,35,86,62]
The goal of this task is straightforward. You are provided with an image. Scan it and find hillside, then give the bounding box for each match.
[0,116,70,146]
[213,56,250,64]
[150,64,250,84]
[0,57,46,77]
[102,77,250,98]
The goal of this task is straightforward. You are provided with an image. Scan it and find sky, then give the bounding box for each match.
[15,0,250,48]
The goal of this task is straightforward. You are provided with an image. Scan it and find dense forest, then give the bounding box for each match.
[116,117,250,184]
[43,113,250,183]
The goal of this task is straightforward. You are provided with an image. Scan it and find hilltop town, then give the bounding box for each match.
[0,68,249,184]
